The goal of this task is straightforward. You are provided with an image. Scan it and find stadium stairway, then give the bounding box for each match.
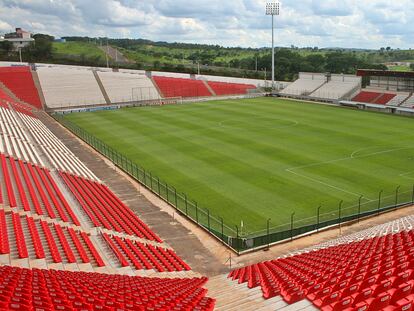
[150,76,165,98]
[206,274,317,311]
[30,70,47,110]
[92,70,111,105]
[227,215,414,311]
[203,80,217,96]
[34,109,228,276]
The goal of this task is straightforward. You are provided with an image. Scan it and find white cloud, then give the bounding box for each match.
[0,0,413,49]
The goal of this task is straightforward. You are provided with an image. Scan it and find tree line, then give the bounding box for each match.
[0,34,401,81]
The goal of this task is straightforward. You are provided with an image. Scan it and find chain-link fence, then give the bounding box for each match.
[55,114,414,254]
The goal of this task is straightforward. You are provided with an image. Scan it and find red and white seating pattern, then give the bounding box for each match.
[60,171,161,242]
[291,215,414,256]
[352,91,397,105]
[0,88,35,117]
[0,266,215,311]
[18,111,98,181]
[387,94,411,107]
[207,81,256,96]
[401,95,414,109]
[229,216,414,310]
[0,66,42,109]
[0,154,80,225]
[0,68,216,310]
[2,211,102,265]
[0,106,43,166]
[1,86,98,181]
[153,76,212,98]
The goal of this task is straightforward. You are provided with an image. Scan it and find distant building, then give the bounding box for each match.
[0,28,34,50]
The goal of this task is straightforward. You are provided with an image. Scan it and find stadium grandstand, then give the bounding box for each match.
[0,53,414,311]
[276,70,414,116]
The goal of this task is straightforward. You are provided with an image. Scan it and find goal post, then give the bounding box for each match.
[131,86,183,106]
[158,96,183,106]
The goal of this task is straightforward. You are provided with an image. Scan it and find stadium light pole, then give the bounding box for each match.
[266,1,280,91]
[18,47,22,63]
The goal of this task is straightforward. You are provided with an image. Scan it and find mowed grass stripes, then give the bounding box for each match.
[64,98,414,234]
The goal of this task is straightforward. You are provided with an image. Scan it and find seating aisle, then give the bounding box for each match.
[0,74,215,310]
[0,266,215,311]
[228,215,414,311]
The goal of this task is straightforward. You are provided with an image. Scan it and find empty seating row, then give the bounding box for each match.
[294,215,414,256]
[37,66,106,108]
[102,233,191,272]
[2,211,104,266]
[97,71,160,103]
[309,75,361,100]
[0,105,43,165]
[401,95,414,108]
[376,93,397,105]
[60,171,162,242]
[206,81,256,96]
[17,111,99,181]
[0,265,215,311]
[352,90,397,105]
[196,73,267,88]
[9,101,36,117]
[0,93,36,119]
[0,66,42,109]
[387,94,411,107]
[0,154,79,225]
[310,81,360,100]
[352,91,383,103]
[280,73,327,96]
[0,209,9,254]
[153,76,212,98]
[229,227,414,310]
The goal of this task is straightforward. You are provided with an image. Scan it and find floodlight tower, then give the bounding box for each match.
[266,1,280,90]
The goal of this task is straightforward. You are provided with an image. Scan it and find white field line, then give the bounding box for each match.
[400,171,414,181]
[285,146,414,201]
[286,168,371,200]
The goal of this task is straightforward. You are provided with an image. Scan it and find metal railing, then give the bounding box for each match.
[54,114,414,255]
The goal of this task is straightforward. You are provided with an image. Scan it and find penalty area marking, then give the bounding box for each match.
[286,146,414,201]
[399,171,414,181]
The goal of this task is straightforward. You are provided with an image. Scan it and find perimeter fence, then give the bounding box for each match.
[54,114,414,254]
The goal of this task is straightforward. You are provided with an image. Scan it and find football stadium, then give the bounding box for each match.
[1,1,414,310]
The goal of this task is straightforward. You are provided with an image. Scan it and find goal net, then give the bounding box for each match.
[157,97,183,106]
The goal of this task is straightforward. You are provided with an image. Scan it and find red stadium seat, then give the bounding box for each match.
[0,66,42,109]
[0,266,215,311]
[153,76,212,98]
[207,81,256,96]
[229,229,414,309]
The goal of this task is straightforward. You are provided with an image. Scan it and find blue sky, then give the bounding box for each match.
[0,0,413,49]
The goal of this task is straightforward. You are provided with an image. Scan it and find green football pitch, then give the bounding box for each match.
[64,98,414,235]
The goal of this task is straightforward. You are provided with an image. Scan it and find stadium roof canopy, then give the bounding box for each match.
[357,69,414,79]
